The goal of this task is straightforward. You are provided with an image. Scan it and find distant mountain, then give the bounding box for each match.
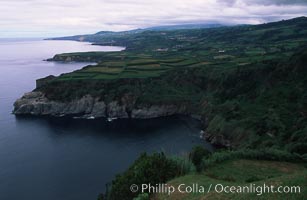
[144,23,222,31]
[47,23,224,41]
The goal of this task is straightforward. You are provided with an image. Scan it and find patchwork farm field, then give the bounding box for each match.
[55,55,200,80]
[51,39,305,81]
[48,17,307,82]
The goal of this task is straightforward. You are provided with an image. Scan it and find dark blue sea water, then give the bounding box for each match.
[0,39,212,200]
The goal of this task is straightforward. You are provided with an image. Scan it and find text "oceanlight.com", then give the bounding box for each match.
[130,183,301,196]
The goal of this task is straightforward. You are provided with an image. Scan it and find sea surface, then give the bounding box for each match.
[0,39,212,200]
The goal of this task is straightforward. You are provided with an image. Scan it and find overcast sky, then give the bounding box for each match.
[1,0,307,38]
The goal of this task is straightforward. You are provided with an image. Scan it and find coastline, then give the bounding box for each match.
[13,90,229,148]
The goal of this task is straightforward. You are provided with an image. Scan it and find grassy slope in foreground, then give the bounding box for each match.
[155,159,306,200]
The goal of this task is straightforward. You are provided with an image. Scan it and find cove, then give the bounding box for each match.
[0,39,211,200]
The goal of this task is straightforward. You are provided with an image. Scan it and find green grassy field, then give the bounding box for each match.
[155,159,306,200]
[54,55,202,80]
[49,17,307,82]
[52,44,300,81]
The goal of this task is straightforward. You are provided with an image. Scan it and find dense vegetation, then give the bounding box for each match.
[156,149,307,200]
[39,17,307,199]
[39,17,307,152]
[98,148,305,200]
[100,152,194,200]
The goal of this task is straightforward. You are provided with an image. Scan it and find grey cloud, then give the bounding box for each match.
[247,0,307,5]
[0,0,306,37]
[218,0,307,6]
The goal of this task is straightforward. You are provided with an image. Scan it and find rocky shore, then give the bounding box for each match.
[13,91,233,147]
[13,91,188,119]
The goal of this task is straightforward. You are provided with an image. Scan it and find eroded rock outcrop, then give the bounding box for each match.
[13,92,187,119]
[13,92,105,117]
[201,131,232,148]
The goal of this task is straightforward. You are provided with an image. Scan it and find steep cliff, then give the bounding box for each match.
[12,48,307,150]
[13,91,188,119]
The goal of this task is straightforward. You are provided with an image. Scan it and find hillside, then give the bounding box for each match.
[47,23,223,43]
[102,148,306,200]
[155,159,306,200]
[13,17,307,152]
[47,17,307,51]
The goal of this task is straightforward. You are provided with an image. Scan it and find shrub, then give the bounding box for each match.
[170,156,196,175]
[107,152,192,200]
[133,193,149,200]
[286,143,307,155]
[189,146,211,172]
[97,193,104,200]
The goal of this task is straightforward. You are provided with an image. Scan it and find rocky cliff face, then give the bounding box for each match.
[13,92,187,119]
[201,131,232,148]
